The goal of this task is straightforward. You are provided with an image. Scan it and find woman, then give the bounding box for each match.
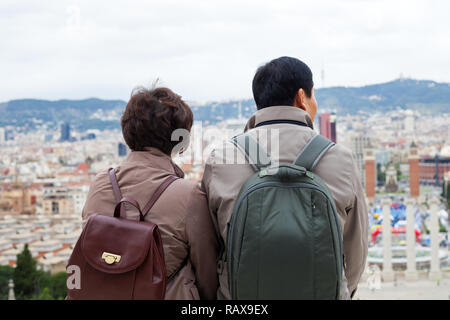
[82,86,219,300]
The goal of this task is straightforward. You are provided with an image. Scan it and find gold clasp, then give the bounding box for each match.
[102,252,121,264]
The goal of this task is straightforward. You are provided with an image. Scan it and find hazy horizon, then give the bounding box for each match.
[1,76,447,105]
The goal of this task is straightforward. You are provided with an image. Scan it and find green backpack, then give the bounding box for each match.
[227,133,343,299]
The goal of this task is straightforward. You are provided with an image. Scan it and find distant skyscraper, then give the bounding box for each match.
[0,127,5,144]
[350,133,371,187]
[318,112,337,143]
[81,133,96,141]
[60,122,71,142]
[319,113,330,138]
[330,112,337,143]
[118,142,128,157]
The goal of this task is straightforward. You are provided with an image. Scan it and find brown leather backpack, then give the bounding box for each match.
[66,168,179,300]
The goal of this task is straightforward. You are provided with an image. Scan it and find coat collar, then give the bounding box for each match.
[124,147,185,178]
[244,106,314,132]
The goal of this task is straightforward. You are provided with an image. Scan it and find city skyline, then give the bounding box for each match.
[2,76,450,105]
[0,102,448,300]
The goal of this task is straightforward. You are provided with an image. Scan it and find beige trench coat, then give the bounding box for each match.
[202,106,369,300]
[82,148,219,300]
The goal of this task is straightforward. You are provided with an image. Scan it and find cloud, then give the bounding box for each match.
[0,0,449,103]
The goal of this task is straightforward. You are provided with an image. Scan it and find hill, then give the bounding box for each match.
[315,78,450,114]
[1,78,448,130]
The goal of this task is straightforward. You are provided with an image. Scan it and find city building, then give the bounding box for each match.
[0,127,6,144]
[0,181,37,215]
[403,109,416,133]
[350,133,371,187]
[59,122,71,142]
[81,133,96,141]
[329,112,337,143]
[319,112,330,139]
[56,163,94,184]
[38,256,66,274]
[419,155,450,185]
[318,112,337,143]
[29,239,63,259]
[118,142,128,157]
[375,149,391,165]
[67,184,90,214]
[364,147,376,204]
[408,142,420,198]
[42,185,75,215]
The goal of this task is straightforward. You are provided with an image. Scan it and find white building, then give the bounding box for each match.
[0,239,13,251]
[0,256,10,266]
[69,186,89,215]
[37,256,66,273]
[404,110,415,132]
[0,228,16,238]
[56,247,74,262]
[9,232,39,244]
[53,230,81,245]
[0,127,6,144]
[350,133,371,187]
[1,247,38,264]
[29,239,62,253]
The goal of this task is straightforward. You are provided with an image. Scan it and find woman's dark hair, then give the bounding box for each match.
[121,87,193,155]
[252,56,314,110]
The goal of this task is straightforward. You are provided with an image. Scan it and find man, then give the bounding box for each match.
[202,56,368,299]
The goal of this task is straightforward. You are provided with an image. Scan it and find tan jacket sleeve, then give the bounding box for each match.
[343,155,369,296]
[184,183,219,300]
[201,150,220,229]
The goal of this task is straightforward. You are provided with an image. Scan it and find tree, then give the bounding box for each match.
[49,272,67,299]
[377,163,386,185]
[439,219,447,233]
[443,182,450,206]
[8,245,66,300]
[0,266,14,300]
[38,287,53,300]
[395,163,402,181]
[36,271,67,299]
[448,183,450,206]
[13,244,39,300]
[35,269,51,298]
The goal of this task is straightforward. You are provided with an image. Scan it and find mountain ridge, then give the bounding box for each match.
[1,78,449,130]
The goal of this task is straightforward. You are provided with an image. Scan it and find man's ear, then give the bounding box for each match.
[294,88,306,110]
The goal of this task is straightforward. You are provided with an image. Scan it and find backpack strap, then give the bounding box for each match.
[142,175,180,217]
[109,168,125,217]
[231,134,271,172]
[294,135,335,171]
[109,168,179,220]
[109,167,122,202]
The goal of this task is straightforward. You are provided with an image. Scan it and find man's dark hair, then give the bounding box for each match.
[121,87,193,155]
[252,56,314,109]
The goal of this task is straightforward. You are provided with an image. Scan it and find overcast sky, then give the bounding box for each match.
[1,0,449,103]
